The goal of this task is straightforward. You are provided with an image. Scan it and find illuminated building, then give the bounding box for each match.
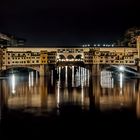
[0,36,140,76]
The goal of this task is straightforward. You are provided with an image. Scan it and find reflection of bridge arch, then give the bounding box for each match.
[67,55,74,59]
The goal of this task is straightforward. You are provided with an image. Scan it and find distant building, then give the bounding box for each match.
[0,33,25,46]
[116,27,140,47]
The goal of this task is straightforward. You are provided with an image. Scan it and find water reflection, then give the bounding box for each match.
[1,67,140,119]
[11,74,16,94]
[101,71,114,88]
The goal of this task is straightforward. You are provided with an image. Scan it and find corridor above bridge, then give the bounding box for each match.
[0,36,140,75]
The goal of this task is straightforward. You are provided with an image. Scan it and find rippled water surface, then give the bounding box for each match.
[1,66,140,119]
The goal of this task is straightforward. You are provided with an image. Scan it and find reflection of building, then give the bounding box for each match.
[136,93,140,119]
[100,71,114,88]
[94,77,138,112]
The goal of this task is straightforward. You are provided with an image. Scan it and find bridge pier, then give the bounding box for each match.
[39,64,50,76]
[92,64,101,76]
[39,65,45,76]
[137,66,140,73]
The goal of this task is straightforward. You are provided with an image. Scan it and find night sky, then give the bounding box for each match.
[0,0,140,45]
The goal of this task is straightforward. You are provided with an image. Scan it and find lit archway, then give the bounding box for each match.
[75,55,82,59]
[67,55,74,59]
[59,55,66,59]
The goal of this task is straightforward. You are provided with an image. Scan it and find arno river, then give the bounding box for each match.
[1,66,140,118]
[1,66,140,137]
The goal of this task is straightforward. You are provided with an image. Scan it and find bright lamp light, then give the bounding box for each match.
[119,66,124,72]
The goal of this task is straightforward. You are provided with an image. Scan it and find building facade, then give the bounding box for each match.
[1,36,140,73]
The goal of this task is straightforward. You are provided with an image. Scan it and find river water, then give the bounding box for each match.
[1,66,140,118]
[0,66,140,137]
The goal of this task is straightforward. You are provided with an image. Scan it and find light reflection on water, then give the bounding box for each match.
[1,66,140,119]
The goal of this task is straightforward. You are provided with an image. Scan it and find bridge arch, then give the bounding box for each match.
[75,54,82,59]
[102,65,138,75]
[1,65,40,73]
[67,55,74,59]
[59,55,66,59]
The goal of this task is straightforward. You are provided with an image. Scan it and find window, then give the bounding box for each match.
[32,61,34,63]
[8,61,10,64]
[36,60,39,63]
[8,57,10,59]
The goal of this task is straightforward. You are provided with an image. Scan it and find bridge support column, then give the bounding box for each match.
[45,64,50,76]
[39,64,50,76]
[137,66,140,73]
[92,64,101,76]
[39,65,45,76]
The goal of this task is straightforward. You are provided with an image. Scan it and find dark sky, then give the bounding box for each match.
[0,0,140,45]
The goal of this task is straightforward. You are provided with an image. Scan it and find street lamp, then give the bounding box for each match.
[119,66,125,72]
